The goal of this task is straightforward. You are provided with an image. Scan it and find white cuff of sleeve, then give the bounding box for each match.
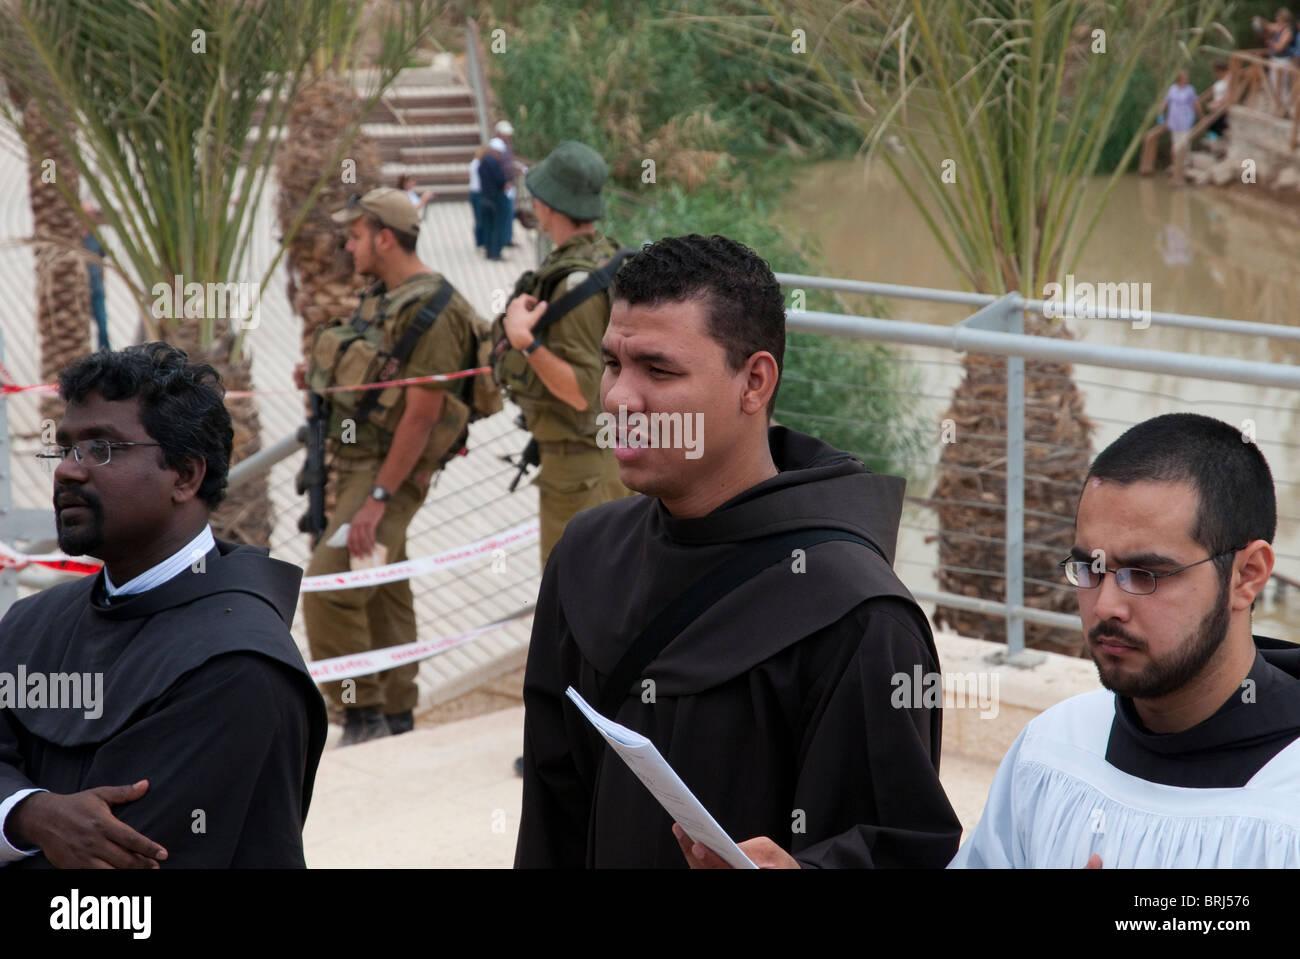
[0,788,45,862]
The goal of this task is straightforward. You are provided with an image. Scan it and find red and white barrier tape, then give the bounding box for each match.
[0,541,102,575]
[1,366,489,400]
[307,617,528,683]
[1,520,536,590]
[299,521,538,592]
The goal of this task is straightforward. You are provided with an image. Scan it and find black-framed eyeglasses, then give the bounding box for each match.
[35,440,162,468]
[1058,548,1242,596]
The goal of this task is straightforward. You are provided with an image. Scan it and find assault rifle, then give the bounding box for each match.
[296,391,329,545]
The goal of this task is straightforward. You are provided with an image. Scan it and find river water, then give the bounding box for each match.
[777,159,1300,640]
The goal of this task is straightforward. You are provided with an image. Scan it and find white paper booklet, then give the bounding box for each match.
[565,686,758,869]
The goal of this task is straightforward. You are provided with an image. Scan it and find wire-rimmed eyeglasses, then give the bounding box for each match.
[1058,548,1241,595]
[36,440,161,468]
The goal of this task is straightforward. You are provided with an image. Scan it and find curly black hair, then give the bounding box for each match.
[58,342,234,509]
[611,234,786,415]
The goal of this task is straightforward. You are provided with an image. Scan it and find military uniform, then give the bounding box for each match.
[500,231,630,562]
[304,270,478,715]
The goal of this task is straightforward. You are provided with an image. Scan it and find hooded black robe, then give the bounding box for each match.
[0,539,327,868]
[515,427,963,868]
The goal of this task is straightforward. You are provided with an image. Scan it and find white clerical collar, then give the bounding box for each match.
[103,525,216,597]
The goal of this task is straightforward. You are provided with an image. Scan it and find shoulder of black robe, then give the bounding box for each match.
[0,539,327,829]
[1105,636,1300,787]
[555,426,920,689]
[516,425,961,868]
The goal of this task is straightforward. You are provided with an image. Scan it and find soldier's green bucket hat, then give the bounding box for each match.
[524,140,608,222]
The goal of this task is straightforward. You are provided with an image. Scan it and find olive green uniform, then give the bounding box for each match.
[303,272,477,712]
[500,232,630,564]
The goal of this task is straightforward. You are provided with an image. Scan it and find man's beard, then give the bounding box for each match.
[1087,574,1232,699]
[55,490,106,558]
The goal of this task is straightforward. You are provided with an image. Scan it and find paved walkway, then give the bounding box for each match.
[305,702,1004,868]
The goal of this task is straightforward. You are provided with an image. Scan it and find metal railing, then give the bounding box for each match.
[774,272,1300,663]
[5,281,1298,665]
[464,22,491,146]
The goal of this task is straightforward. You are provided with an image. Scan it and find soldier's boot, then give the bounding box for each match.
[384,710,415,736]
[340,706,391,747]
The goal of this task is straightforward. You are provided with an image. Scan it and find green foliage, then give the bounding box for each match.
[0,0,436,352]
[490,0,858,168]
[761,0,1225,295]
[1095,60,1162,174]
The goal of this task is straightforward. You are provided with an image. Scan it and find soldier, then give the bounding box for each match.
[493,141,633,568]
[295,188,482,746]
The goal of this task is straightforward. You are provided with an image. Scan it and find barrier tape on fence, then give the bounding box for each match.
[1,520,538,590]
[0,366,489,400]
[298,520,540,592]
[307,617,525,683]
[0,540,102,575]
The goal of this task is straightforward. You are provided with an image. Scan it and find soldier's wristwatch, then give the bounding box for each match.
[520,338,542,357]
[370,485,391,503]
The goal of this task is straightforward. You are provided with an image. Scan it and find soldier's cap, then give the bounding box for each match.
[331,188,420,237]
[525,141,607,222]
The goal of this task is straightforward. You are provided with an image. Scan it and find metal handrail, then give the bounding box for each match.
[774,272,1300,342]
[464,22,491,145]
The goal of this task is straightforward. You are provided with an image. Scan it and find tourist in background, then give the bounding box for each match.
[1163,70,1199,184]
[468,144,487,251]
[494,120,517,250]
[479,138,509,261]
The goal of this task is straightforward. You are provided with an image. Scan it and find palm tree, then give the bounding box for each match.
[743,0,1223,653]
[276,0,386,360]
[1,76,90,427]
[0,0,434,545]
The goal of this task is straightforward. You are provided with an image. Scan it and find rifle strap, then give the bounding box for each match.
[532,249,634,341]
[356,280,456,424]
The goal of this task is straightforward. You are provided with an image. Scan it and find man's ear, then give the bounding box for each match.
[1232,539,1274,613]
[740,351,779,417]
[172,454,208,505]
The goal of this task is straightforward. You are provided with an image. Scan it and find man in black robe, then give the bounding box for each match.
[514,234,961,868]
[0,343,326,868]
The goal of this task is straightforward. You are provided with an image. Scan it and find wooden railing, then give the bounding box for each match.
[1139,50,1300,176]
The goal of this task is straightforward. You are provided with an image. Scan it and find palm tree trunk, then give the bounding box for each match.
[169,318,273,546]
[277,71,383,358]
[23,100,90,425]
[932,314,1095,655]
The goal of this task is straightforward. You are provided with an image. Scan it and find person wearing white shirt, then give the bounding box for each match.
[950,413,1299,869]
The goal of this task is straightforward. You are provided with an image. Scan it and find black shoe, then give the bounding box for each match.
[340,706,391,746]
[385,710,414,735]
[513,755,525,777]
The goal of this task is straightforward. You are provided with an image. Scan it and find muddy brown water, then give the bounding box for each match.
[777,159,1300,642]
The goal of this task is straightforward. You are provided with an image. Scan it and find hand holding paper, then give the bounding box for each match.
[565,686,758,869]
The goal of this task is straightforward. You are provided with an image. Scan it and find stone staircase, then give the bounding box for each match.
[251,54,488,204]
[366,64,483,203]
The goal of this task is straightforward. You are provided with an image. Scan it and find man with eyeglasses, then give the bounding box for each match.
[950,412,1300,868]
[0,344,326,868]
